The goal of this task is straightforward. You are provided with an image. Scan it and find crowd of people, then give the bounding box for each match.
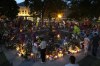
[0,18,100,65]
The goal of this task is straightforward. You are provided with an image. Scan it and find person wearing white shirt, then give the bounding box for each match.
[83,36,90,55]
[65,56,79,66]
[40,40,46,49]
[40,38,46,63]
[32,40,38,61]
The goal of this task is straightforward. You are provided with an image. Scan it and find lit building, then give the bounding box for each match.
[17,1,70,21]
[17,2,33,21]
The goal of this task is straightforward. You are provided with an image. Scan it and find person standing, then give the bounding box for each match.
[32,40,38,61]
[73,25,80,35]
[40,38,47,63]
[65,56,79,66]
[83,36,90,55]
[91,33,100,56]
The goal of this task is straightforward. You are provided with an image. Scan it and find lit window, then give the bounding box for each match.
[22,10,24,14]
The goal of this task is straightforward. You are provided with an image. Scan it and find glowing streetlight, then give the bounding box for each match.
[58,14,62,18]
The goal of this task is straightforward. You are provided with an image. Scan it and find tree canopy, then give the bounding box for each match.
[67,0,100,19]
[25,0,66,18]
[0,0,19,19]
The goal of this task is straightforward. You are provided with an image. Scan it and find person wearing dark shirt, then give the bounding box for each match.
[65,56,79,66]
[40,38,47,63]
[91,33,100,56]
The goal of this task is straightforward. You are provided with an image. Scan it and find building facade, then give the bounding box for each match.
[17,2,70,21]
[17,2,33,21]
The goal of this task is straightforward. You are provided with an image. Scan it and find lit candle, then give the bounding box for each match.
[20,29,23,32]
[58,50,63,58]
[54,55,58,59]
[57,34,60,38]
[68,46,81,54]
[59,51,62,53]
[16,47,19,51]
[31,53,34,56]
[46,55,49,59]
[18,53,21,57]
[57,34,60,40]
[58,53,63,58]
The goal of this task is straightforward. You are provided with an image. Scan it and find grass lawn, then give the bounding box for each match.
[78,55,100,66]
[0,52,12,66]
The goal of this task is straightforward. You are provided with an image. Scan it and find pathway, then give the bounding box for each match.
[4,49,86,66]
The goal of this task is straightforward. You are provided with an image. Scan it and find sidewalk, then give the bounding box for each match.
[4,49,85,66]
[32,52,85,66]
[3,49,23,66]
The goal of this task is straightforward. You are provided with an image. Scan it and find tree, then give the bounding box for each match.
[0,0,19,19]
[67,0,100,19]
[25,0,66,21]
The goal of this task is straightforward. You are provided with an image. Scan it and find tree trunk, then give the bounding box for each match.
[48,13,52,31]
[42,11,44,25]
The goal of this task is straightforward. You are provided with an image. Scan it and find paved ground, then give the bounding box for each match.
[3,49,85,66]
[3,46,100,66]
[31,53,85,66]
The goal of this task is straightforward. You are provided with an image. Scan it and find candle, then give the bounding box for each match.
[58,53,63,58]
[16,47,20,51]
[31,53,34,56]
[46,55,49,59]
[57,34,60,38]
[20,29,23,32]
[54,55,58,59]
[18,53,21,57]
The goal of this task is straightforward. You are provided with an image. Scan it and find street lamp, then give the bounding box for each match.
[57,14,62,22]
[58,14,62,19]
